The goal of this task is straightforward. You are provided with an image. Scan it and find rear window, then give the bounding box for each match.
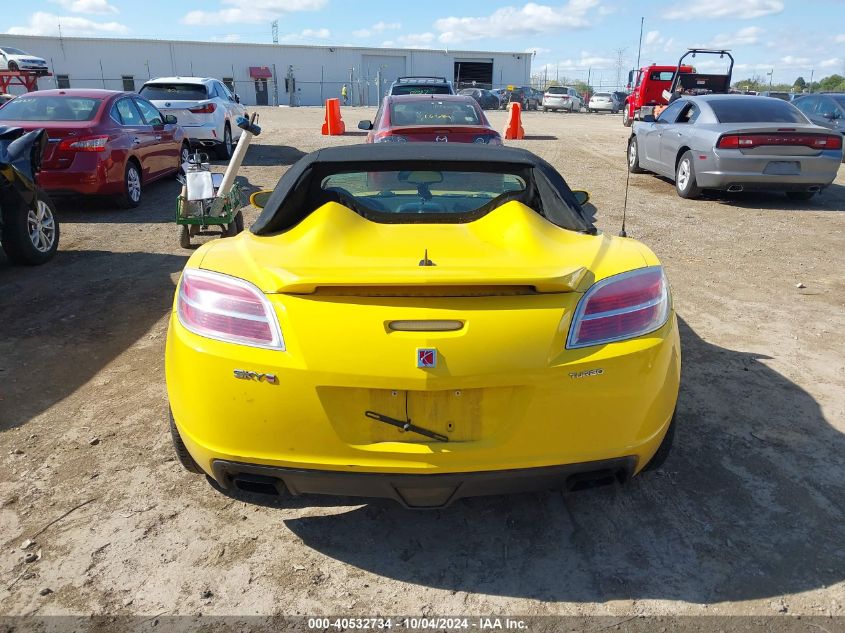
[0,96,101,121]
[321,170,526,216]
[390,100,481,126]
[709,98,808,124]
[391,85,451,96]
[546,87,567,95]
[593,93,611,98]
[832,95,845,108]
[139,83,208,101]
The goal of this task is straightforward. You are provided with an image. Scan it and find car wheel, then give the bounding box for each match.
[643,414,675,472]
[216,124,233,160]
[675,151,702,199]
[116,161,142,208]
[0,189,60,265]
[169,409,203,474]
[623,108,632,127]
[786,191,815,201]
[8,61,18,72]
[225,210,244,237]
[543,107,548,112]
[177,142,190,177]
[627,136,644,174]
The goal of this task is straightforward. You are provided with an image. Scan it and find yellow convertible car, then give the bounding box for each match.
[165,144,680,508]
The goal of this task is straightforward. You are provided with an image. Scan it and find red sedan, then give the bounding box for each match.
[0,89,187,207]
[358,94,502,145]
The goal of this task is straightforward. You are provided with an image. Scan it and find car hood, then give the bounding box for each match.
[194,201,656,295]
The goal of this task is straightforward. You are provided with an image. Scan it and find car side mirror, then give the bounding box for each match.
[164,114,177,124]
[572,190,590,206]
[250,190,273,209]
[235,94,240,104]
[642,114,656,123]
[358,120,373,130]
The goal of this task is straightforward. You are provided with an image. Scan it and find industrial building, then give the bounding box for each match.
[0,34,533,107]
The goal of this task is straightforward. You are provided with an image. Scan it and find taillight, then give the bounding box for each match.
[717,133,842,150]
[176,269,284,350]
[57,135,109,152]
[567,267,670,349]
[188,103,216,114]
[374,134,408,143]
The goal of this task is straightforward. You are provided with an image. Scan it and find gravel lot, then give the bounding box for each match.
[1,106,844,621]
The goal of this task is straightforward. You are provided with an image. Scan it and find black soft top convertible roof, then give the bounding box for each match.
[251,144,595,235]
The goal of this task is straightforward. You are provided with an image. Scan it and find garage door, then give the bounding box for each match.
[362,55,407,106]
[454,59,493,90]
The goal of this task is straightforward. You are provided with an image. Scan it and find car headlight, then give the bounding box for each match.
[566,266,670,349]
[176,268,285,350]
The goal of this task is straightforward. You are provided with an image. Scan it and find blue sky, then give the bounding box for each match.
[2,0,843,86]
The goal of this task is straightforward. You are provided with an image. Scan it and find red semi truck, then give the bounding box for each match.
[623,49,734,126]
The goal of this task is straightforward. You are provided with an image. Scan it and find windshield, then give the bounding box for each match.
[139,83,208,101]
[0,47,26,55]
[390,100,481,126]
[0,96,101,121]
[832,95,845,108]
[709,99,808,123]
[391,85,451,96]
[320,170,526,216]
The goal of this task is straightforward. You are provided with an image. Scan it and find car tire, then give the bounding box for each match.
[225,210,244,237]
[643,414,675,472]
[169,410,203,474]
[8,61,18,72]
[216,124,233,160]
[786,191,815,201]
[116,161,142,209]
[623,108,632,127]
[675,151,702,199]
[0,189,60,265]
[627,136,644,174]
[178,142,190,175]
[543,107,548,112]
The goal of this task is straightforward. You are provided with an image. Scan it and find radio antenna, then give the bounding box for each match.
[620,157,631,238]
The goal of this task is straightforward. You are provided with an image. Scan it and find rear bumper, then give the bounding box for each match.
[589,103,616,111]
[212,457,637,508]
[695,149,842,189]
[179,122,222,145]
[38,156,116,196]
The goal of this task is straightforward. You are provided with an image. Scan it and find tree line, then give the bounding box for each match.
[732,74,845,93]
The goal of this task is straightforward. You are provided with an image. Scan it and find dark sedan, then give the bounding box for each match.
[0,89,188,207]
[458,88,500,110]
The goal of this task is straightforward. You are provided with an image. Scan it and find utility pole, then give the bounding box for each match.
[271,20,278,44]
[614,47,626,91]
[809,69,814,93]
[635,17,644,70]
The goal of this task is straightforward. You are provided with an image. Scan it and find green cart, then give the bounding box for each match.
[175,179,244,249]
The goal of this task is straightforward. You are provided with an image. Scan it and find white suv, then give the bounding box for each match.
[0,46,49,75]
[139,77,247,159]
[542,86,583,112]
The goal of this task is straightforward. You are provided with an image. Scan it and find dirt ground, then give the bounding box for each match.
[1,106,844,623]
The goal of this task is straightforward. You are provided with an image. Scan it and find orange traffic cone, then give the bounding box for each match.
[321,98,346,136]
[503,102,525,140]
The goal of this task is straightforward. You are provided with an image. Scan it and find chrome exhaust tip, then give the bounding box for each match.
[727,185,744,192]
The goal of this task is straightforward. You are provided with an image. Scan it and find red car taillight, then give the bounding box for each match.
[188,103,217,114]
[57,135,109,152]
[176,269,284,350]
[374,133,408,143]
[567,267,670,349]
[717,133,843,150]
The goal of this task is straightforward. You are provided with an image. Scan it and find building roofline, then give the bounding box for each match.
[0,32,531,57]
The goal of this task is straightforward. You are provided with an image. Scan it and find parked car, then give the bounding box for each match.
[542,86,582,112]
[165,143,680,508]
[490,88,508,107]
[759,91,791,101]
[0,89,187,208]
[628,95,842,199]
[0,46,49,75]
[139,77,246,159]
[387,76,454,96]
[588,92,619,113]
[0,127,59,265]
[503,86,540,111]
[792,93,845,147]
[458,88,501,110]
[358,94,502,144]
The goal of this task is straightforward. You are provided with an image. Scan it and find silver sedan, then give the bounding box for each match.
[628,95,843,200]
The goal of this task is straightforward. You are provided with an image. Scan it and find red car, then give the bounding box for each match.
[358,94,502,144]
[0,89,187,207]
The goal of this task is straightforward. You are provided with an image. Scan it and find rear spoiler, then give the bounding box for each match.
[266,265,589,294]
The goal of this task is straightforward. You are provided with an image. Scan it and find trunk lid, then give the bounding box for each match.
[146,99,215,126]
[387,125,497,143]
[0,120,95,169]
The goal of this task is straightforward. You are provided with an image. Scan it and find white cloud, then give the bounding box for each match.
[182,0,327,26]
[211,33,241,42]
[665,0,782,20]
[391,32,436,48]
[644,30,661,46]
[699,26,763,48]
[544,51,615,72]
[835,34,845,44]
[353,21,401,38]
[280,27,330,41]
[7,11,128,36]
[434,0,602,44]
[526,47,551,55]
[51,0,118,14]
[820,57,843,68]
[779,55,811,67]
